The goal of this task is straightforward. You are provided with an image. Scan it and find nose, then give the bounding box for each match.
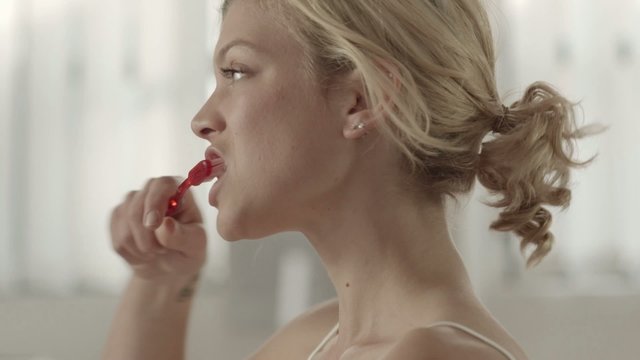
[191,91,226,140]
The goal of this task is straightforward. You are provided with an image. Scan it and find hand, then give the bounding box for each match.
[109,176,207,281]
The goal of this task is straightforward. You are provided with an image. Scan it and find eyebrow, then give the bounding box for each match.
[214,39,264,66]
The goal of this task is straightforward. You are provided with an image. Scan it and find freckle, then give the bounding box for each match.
[345,282,350,287]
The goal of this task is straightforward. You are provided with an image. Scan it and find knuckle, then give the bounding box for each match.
[153,176,180,191]
[142,178,155,191]
[158,176,179,184]
[125,195,144,218]
[144,177,180,208]
[145,176,177,190]
[125,205,140,220]
[114,244,124,254]
[111,192,135,221]
[125,190,137,201]
[111,202,128,220]
[123,242,143,257]
[113,240,127,253]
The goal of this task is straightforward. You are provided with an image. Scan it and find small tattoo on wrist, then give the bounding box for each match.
[177,273,200,302]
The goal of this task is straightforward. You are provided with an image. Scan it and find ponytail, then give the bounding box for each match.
[477,81,604,268]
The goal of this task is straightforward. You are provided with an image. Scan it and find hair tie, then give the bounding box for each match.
[492,105,510,133]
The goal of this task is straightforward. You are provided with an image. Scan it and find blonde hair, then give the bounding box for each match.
[220,0,602,268]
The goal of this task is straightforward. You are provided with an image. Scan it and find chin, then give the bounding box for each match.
[215,217,245,242]
[215,208,283,242]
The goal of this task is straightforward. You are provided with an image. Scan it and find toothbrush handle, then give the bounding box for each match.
[165,179,191,216]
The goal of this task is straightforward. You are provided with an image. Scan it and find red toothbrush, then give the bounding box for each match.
[165,158,225,216]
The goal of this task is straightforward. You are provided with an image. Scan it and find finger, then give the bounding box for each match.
[123,238,156,261]
[171,187,203,223]
[110,204,142,258]
[112,188,168,258]
[143,176,181,227]
[115,244,155,266]
[111,214,154,261]
[154,217,206,259]
[109,198,132,242]
[127,190,162,254]
[125,190,137,202]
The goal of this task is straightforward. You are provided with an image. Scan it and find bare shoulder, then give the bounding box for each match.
[246,297,339,360]
[383,325,519,360]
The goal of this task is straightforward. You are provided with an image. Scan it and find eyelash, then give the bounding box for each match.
[219,67,245,81]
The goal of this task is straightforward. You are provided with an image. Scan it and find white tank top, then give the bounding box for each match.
[306,321,518,360]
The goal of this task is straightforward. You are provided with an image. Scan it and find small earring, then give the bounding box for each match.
[352,123,365,130]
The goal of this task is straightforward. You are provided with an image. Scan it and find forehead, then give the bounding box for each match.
[215,0,297,65]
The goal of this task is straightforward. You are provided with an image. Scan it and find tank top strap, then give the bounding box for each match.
[308,321,517,360]
[306,322,339,360]
[424,321,517,360]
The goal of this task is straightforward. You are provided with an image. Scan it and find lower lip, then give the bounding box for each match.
[209,174,225,206]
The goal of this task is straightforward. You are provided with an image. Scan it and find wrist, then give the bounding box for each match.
[131,273,201,308]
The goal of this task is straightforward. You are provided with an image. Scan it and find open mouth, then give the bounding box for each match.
[204,146,226,182]
[208,158,226,182]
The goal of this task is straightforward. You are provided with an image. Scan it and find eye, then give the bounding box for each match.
[219,67,246,82]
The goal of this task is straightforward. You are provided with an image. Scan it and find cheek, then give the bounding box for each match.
[234,90,303,168]
[232,77,340,190]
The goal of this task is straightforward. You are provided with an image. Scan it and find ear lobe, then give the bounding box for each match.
[343,108,377,140]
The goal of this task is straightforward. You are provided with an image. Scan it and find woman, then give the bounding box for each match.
[103,0,596,359]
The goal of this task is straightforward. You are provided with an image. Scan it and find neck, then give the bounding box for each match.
[301,190,475,352]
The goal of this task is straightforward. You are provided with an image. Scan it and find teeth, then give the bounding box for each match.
[202,156,225,182]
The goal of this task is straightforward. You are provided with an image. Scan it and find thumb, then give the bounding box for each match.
[155,217,206,258]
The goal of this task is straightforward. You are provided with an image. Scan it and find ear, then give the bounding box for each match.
[341,59,402,140]
[342,89,377,140]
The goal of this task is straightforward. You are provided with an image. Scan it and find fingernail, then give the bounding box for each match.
[144,210,160,228]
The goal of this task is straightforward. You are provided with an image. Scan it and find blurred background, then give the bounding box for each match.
[0,0,638,359]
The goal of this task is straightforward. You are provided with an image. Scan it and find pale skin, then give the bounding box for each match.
[103,0,529,359]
